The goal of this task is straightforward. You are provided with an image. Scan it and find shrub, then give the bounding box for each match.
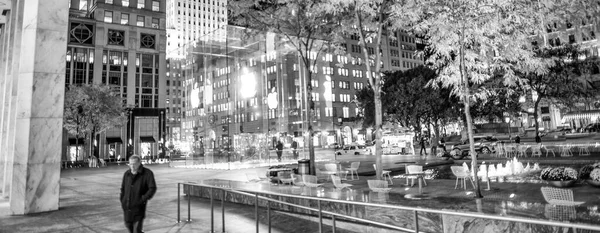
[540,167,578,181]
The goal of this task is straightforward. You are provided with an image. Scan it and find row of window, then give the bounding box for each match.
[391,59,420,69]
[104,11,160,29]
[103,0,161,12]
[546,31,597,47]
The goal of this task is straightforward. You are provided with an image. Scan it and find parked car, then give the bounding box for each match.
[382,144,402,155]
[450,136,499,159]
[335,145,368,156]
[327,143,342,149]
[584,123,600,133]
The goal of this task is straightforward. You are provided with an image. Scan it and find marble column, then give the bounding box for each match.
[6,0,68,215]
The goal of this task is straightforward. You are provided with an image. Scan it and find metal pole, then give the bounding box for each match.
[267,200,271,233]
[414,210,419,233]
[187,184,191,222]
[211,187,214,232]
[318,200,323,233]
[332,215,336,233]
[177,183,180,223]
[255,193,259,233]
[222,190,226,233]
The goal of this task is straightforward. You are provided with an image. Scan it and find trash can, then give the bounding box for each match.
[298,159,310,175]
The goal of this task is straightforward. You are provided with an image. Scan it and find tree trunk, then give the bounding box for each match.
[374,88,383,179]
[533,97,542,137]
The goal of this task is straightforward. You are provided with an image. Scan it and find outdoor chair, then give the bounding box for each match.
[542,145,556,157]
[518,145,530,157]
[577,143,591,156]
[531,144,542,157]
[291,173,304,186]
[323,163,340,181]
[302,175,322,188]
[331,175,352,190]
[560,144,573,157]
[367,180,391,193]
[406,165,427,187]
[451,166,474,190]
[277,171,294,185]
[373,164,393,185]
[345,162,360,180]
[541,186,584,206]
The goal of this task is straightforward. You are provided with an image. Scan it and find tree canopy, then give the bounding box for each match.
[63,84,129,139]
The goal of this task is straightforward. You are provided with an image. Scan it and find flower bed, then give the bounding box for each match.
[540,166,578,188]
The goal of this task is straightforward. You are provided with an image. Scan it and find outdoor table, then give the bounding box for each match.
[404,172,431,200]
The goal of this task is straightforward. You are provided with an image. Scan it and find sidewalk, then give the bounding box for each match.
[1,153,599,232]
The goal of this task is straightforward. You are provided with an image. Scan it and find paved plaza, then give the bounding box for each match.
[0,152,599,232]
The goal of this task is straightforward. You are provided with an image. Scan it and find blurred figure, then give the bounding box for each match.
[276,141,284,162]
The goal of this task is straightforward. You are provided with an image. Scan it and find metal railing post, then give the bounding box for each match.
[414,210,419,233]
[210,187,214,232]
[222,190,226,233]
[187,184,191,222]
[318,200,323,233]
[267,200,271,233]
[255,193,259,233]
[177,183,180,223]
[332,215,336,233]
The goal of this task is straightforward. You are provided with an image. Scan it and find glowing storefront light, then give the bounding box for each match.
[240,67,256,98]
[267,91,278,109]
[190,83,200,108]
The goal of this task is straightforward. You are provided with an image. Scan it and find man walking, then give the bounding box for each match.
[419,136,427,156]
[276,141,284,162]
[121,154,157,233]
[291,140,299,160]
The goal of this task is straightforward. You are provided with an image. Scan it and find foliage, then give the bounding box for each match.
[590,168,600,182]
[579,163,600,180]
[229,0,343,175]
[540,167,578,181]
[469,89,522,123]
[63,84,129,139]
[402,0,600,198]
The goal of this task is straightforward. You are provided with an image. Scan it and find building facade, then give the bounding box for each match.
[164,0,227,150]
[527,17,600,131]
[64,0,167,162]
[170,25,422,166]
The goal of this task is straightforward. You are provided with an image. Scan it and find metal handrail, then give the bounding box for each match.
[177,182,600,233]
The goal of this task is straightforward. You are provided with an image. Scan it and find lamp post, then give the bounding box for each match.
[505,117,511,141]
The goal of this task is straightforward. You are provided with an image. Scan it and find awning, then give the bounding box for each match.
[68,138,84,145]
[106,137,123,144]
[139,136,156,143]
[562,111,600,122]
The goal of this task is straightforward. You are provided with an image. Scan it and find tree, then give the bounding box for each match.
[517,45,597,136]
[469,89,522,123]
[63,84,129,160]
[323,0,419,180]
[407,0,561,198]
[229,0,342,175]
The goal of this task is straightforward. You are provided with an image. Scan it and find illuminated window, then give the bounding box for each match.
[152,1,160,11]
[137,16,145,27]
[104,11,113,23]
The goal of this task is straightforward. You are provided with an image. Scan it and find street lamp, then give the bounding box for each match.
[505,117,511,140]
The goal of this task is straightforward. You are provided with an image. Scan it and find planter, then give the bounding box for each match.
[546,180,576,188]
[586,179,600,187]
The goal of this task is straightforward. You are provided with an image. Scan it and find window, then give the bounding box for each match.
[569,34,576,44]
[107,30,125,46]
[390,49,399,57]
[69,23,94,45]
[120,13,129,25]
[104,11,113,23]
[140,33,156,49]
[137,16,145,27]
[151,18,159,28]
[137,0,145,9]
[391,59,400,67]
[106,0,113,4]
[122,0,129,7]
[152,1,160,11]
